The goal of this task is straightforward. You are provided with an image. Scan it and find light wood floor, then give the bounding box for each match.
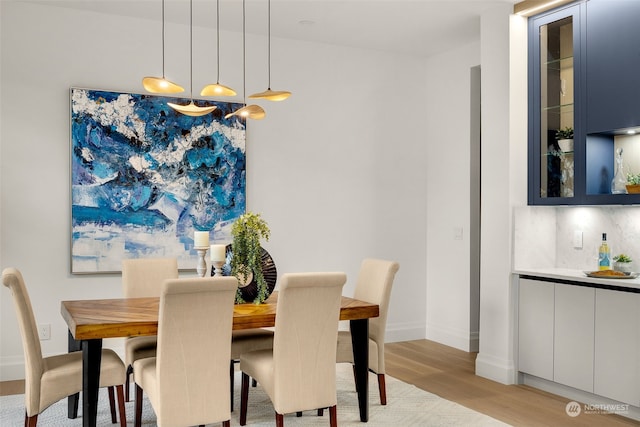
[1,339,638,426]
[385,340,639,426]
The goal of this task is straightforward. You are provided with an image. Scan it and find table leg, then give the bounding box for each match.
[82,338,103,427]
[67,330,81,419]
[350,318,369,422]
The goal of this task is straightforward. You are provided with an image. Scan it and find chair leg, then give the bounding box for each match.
[125,364,133,402]
[24,412,37,427]
[318,408,324,416]
[252,378,257,387]
[296,411,302,417]
[108,386,117,423]
[116,385,127,427]
[275,412,284,427]
[222,421,231,427]
[377,373,387,405]
[329,405,337,427]
[240,372,250,426]
[230,360,235,412]
[134,384,144,427]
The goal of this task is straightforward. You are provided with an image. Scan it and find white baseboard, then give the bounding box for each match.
[426,323,479,352]
[475,352,517,385]
[385,321,426,343]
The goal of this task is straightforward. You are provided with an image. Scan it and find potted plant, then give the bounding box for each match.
[555,127,574,152]
[230,211,271,304]
[613,253,633,273]
[626,172,640,194]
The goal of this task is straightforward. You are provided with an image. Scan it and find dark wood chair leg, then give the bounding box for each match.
[240,372,250,426]
[318,408,324,416]
[108,386,117,423]
[116,385,127,427]
[329,405,337,427]
[377,373,387,405]
[230,360,235,412]
[296,411,302,417]
[25,412,38,427]
[275,412,284,427]
[222,421,231,427]
[252,378,257,387]
[125,364,133,402]
[134,384,144,427]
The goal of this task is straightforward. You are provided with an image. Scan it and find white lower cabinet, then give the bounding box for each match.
[594,289,640,406]
[519,277,640,407]
[553,284,594,392]
[518,279,554,380]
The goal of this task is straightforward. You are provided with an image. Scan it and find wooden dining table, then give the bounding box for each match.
[61,291,379,427]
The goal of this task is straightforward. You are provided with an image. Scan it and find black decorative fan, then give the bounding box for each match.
[211,244,277,303]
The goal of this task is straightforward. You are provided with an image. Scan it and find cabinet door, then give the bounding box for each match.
[586,0,640,133]
[554,284,594,392]
[528,4,582,205]
[518,279,554,380]
[594,289,640,406]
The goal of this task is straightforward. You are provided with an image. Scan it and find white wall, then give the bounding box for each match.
[475,6,528,384]
[0,1,431,380]
[425,41,480,351]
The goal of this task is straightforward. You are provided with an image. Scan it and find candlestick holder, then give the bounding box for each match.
[195,247,209,277]
[212,260,225,276]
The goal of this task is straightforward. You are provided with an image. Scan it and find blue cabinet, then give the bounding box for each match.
[585,0,640,134]
[528,0,640,205]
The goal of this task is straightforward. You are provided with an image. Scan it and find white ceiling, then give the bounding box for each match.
[19,0,518,57]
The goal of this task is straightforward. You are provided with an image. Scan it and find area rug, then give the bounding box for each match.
[0,364,510,426]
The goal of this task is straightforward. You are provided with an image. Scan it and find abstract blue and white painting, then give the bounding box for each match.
[71,88,246,273]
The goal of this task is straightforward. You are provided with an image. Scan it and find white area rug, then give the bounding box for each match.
[0,365,510,426]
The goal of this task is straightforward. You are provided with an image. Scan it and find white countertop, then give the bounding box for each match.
[514,268,640,291]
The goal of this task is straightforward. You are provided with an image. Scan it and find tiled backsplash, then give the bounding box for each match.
[514,206,640,271]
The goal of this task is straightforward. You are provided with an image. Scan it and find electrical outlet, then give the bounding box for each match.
[38,323,51,340]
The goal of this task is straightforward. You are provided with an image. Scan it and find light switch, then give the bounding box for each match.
[573,230,583,249]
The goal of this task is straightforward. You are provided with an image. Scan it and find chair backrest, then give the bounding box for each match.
[352,258,399,349]
[2,268,44,414]
[272,272,346,414]
[121,258,178,298]
[155,276,237,426]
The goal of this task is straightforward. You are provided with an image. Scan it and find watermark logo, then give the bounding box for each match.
[565,401,629,417]
[565,401,581,417]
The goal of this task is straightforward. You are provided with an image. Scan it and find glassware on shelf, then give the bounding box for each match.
[611,148,627,194]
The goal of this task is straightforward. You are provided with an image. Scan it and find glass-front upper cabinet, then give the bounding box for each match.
[528,0,640,205]
[528,4,581,205]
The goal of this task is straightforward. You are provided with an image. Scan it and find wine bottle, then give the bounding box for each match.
[598,233,611,271]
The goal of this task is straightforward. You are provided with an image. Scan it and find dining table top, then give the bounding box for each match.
[61,291,380,341]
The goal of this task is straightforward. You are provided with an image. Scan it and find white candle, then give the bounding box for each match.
[194,231,209,248]
[210,244,226,262]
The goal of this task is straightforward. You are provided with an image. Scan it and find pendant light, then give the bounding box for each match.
[200,0,236,97]
[168,0,217,117]
[142,0,184,94]
[225,0,266,120]
[248,0,291,101]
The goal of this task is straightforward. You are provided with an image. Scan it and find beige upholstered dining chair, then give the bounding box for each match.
[335,258,400,405]
[2,267,127,427]
[239,272,347,427]
[133,276,238,427]
[121,257,178,401]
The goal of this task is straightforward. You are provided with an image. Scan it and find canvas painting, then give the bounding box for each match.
[70,88,246,273]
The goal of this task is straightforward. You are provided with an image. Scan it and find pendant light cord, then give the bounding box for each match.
[189,0,193,98]
[161,0,166,77]
[267,0,271,90]
[243,0,246,105]
[216,0,221,83]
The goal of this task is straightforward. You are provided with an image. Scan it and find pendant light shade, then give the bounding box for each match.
[169,0,216,117]
[201,0,236,97]
[248,0,291,101]
[225,0,265,120]
[142,0,184,94]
